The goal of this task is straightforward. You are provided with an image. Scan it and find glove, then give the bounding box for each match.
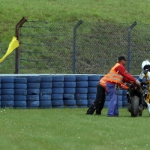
[135,79,141,85]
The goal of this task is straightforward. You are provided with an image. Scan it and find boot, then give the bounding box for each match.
[86,104,96,115]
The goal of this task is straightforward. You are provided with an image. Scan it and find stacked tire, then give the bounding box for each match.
[117,90,123,108]
[63,75,76,108]
[1,77,14,108]
[51,75,64,108]
[27,76,41,108]
[75,75,88,108]
[122,90,128,108]
[88,75,100,107]
[40,75,52,108]
[14,77,27,108]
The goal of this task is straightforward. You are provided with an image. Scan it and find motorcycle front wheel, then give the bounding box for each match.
[131,95,140,117]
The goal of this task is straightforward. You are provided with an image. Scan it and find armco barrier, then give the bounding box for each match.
[0,74,138,109]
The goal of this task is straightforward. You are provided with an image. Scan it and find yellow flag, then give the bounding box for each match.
[0,36,19,63]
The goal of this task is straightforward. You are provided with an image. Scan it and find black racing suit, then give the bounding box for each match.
[86,84,106,115]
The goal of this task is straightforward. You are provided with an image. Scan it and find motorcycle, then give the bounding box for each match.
[127,83,148,117]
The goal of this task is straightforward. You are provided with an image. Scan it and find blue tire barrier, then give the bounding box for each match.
[88,75,101,81]
[104,101,109,108]
[76,100,88,107]
[88,81,98,87]
[52,75,64,82]
[64,88,76,94]
[122,101,128,107]
[122,95,127,101]
[27,101,39,108]
[88,87,97,93]
[41,75,52,82]
[75,94,87,100]
[14,84,27,89]
[0,96,1,106]
[40,88,52,95]
[27,83,40,89]
[52,82,64,88]
[64,75,76,82]
[118,95,122,101]
[1,89,14,95]
[87,94,96,100]
[1,95,14,101]
[76,88,88,94]
[27,95,39,101]
[52,105,64,108]
[39,101,52,108]
[64,100,76,106]
[14,89,27,95]
[27,76,41,83]
[123,90,128,95]
[51,94,63,100]
[14,95,26,101]
[63,94,75,100]
[52,88,64,94]
[117,90,123,95]
[106,96,110,101]
[118,101,123,108]
[1,101,14,108]
[1,77,14,83]
[14,78,27,83]
[40,83,52,88]
[65,106,76,108]
[76,75,88,81]
[52,100,64,106]
[1,83,14,89]
[40,95,51,101]
[0,83,1,89]
[14,101,26,108]
[76,81,88,88]
[64,82,76,88]
[27,89,40,95]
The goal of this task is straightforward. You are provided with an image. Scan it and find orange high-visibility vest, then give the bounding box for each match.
[99,75,108,92]
[105,63,129,90]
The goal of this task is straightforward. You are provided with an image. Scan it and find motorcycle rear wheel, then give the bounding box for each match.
[131,95,140,117]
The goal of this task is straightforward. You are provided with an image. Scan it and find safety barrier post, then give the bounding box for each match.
[73,20,83,74]
[15,17,27,74]
[127,21,137,73]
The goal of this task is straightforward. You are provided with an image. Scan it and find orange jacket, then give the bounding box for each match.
[105,63,129,90]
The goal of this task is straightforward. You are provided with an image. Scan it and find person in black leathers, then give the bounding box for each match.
[86,76,107,115]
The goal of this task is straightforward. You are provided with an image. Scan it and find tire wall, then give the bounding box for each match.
[0,74,138,108]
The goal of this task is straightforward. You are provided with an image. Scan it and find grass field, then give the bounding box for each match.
[0,107,150,150]
[1,0,150,41]
[0,0,150,73]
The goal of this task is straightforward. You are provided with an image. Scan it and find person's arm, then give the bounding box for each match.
[115,64,136,82]
[123,77,132,83]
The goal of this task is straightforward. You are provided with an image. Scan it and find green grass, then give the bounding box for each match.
[1,0,150,41]
[1,0,150,73]
[0,107,150,150]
